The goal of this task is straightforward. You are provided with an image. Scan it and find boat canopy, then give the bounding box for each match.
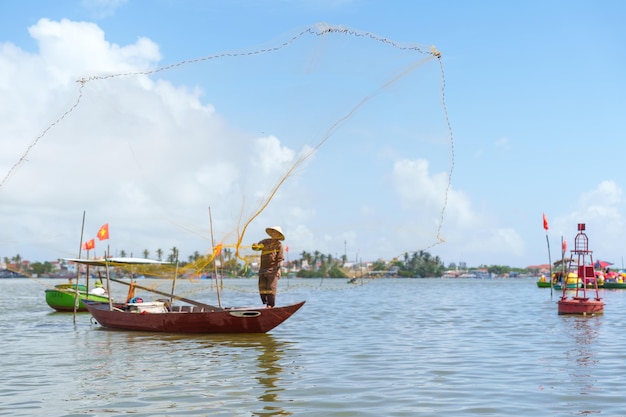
[64,257,172,266]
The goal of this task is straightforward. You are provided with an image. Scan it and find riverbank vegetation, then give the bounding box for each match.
[3,249,535,279]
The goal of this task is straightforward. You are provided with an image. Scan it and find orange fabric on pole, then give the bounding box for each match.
[543,213,549,231]
[84,238,95,250]
[213,243,223,257]
[97,224,110,240]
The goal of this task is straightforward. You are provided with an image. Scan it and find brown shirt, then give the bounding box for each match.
[257,238,284,277]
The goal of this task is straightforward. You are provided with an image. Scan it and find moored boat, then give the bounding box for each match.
[602,282,626,289]
[601,271,626,289]
[45,282,111,312]
[536,274,551,288]
[552,272,581,290]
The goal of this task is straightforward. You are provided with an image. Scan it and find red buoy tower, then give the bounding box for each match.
[557,223,604,315]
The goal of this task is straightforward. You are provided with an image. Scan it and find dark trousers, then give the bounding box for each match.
[258,273,278,307]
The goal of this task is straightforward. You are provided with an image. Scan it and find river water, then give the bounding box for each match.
[1,277,625,417]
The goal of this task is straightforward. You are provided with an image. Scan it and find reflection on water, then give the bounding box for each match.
[564,315,601,367]
[561,314,602,415]
[79,331,294,416]
[255,337,292,416]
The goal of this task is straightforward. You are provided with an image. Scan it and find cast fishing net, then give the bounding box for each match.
[2,23,454,296]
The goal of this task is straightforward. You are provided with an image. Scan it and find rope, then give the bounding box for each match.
[2,23,454,269]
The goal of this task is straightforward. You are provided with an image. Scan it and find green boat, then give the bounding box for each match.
[536,275,553,288]
[602,281,626,289]
[45,282,111,312]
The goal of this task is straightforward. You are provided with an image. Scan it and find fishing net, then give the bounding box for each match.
[2,23,454,296]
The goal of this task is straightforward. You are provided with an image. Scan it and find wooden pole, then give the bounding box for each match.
[209,207,222,308]
[170,261,179,305]
[106,259,113,311]
[546,234,553,299]
[73,211,86,322]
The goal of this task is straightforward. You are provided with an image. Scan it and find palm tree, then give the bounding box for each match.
[313,250,321,270]
[300,251,313,269]
[143,249,150,258]
[156,248,163,261]
[12,254,22,270]
[168,246,179,263]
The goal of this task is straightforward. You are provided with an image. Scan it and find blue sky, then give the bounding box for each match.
[0,0,624,269]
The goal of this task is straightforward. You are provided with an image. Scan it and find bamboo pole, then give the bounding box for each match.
[106,260,113,311]
[209,207,222,308]
[170,261,179,305]
[73,211,86,322]
[546,234,552,299]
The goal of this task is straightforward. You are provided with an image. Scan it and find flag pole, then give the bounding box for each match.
[546,234,553,298]
[560,236,567,294]
[543,213,553,298]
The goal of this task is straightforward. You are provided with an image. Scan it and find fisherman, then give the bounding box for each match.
[90,280,106,296]
[252,226,285,308]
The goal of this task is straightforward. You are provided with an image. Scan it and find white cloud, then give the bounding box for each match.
[554,180,626,261]
[0,18,461,265]
[494,136,509,148]
[0,18,295,260]
[81,0,128,19]
[390,157,526,264]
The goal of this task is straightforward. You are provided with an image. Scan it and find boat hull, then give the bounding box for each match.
[84,300,305,333]
[557,297,604,315]
[601,282,626,289]
[45,284,110,312]
[553,283,582,290]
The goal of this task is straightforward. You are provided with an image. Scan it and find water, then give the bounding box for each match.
[1,277,626,416]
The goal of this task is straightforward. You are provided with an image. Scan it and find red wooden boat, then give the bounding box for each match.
[557,223,604,315]
[83,300,305,333]
[67,257,305,333]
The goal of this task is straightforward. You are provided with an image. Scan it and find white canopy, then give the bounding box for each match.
[64,257,172,266]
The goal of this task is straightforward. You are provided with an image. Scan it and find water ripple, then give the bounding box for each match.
[2,278,626,416]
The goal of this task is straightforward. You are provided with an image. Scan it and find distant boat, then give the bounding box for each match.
[536,274,552,288]
[68,257,305,334]
[552,272,582,290]
[45,282,111,312]
[0,268,27,278]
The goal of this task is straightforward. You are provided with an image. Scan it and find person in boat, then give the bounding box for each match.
[90,280,107,296]
[252,226,285,308]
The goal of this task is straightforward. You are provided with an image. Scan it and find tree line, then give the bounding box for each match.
[4,248,528,278]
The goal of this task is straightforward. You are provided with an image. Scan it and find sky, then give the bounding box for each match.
[0,0,625,269]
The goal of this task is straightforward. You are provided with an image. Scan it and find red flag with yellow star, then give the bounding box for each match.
[97,224,109,241]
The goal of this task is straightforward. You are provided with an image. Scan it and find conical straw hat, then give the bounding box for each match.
[265,226,285,240]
